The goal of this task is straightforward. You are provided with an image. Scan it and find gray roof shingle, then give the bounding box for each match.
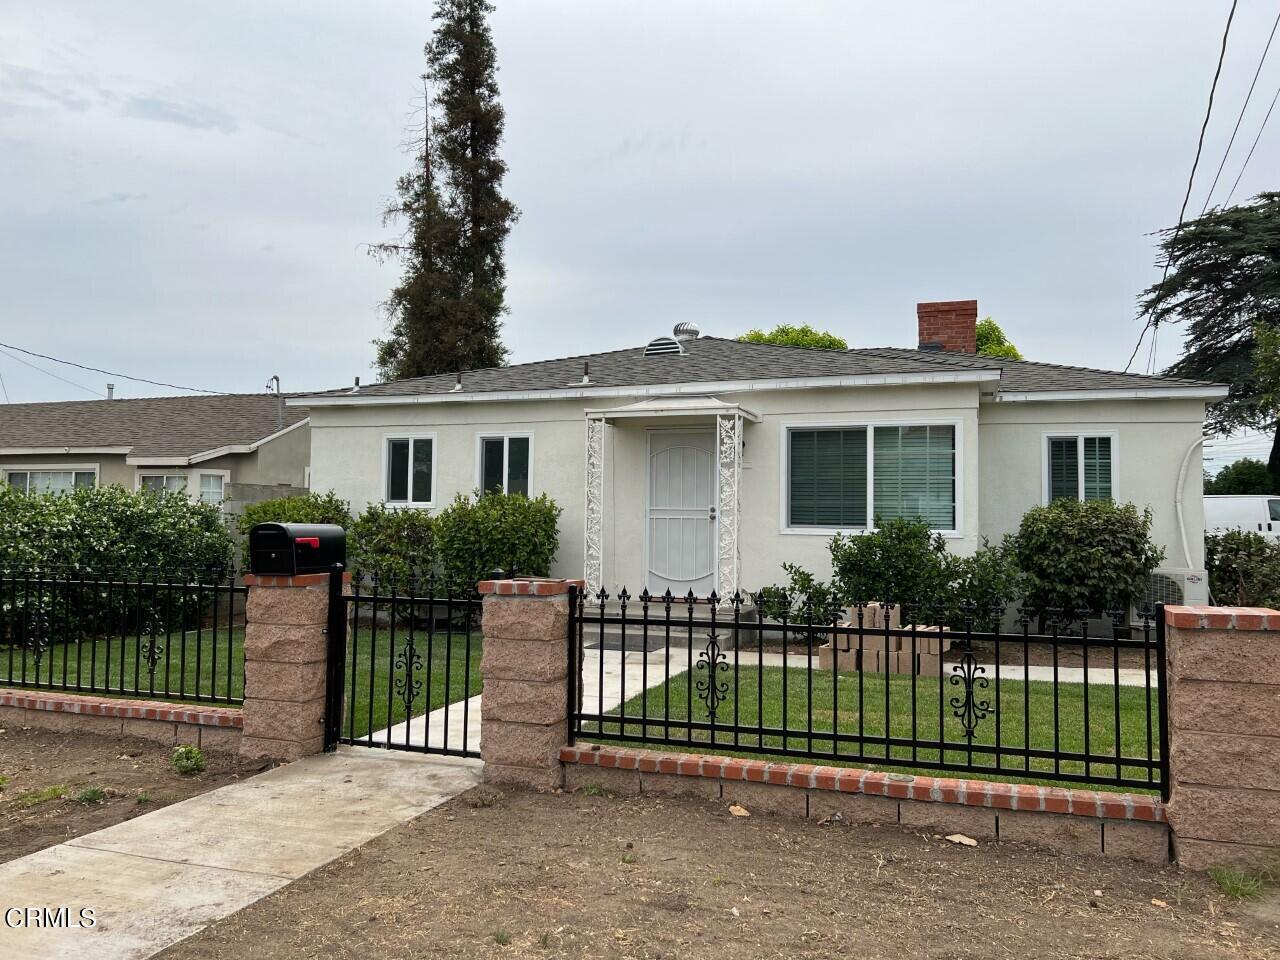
[298,336,1220,401]
[0,394,308,459]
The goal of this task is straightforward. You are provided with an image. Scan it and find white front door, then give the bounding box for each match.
[647,430,717,597]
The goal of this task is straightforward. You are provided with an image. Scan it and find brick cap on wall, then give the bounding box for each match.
[0,688,243,727]
[479,578,587,597]
[243,572,352,588]
[561,745,1165,823]
[1164,604,1280,631]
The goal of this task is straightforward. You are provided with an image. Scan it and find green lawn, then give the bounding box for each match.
[0,627,246,702]
[0,625,483,742]
[584,665,1161,792]
[340,626,482,742]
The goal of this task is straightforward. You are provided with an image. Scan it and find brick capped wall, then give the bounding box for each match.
[1163,605,1280,870]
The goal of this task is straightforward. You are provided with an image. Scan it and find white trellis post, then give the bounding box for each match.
[716,412,742,602]
[584,415,606,597]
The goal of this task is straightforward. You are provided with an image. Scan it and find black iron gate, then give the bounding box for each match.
[324,565,481,757]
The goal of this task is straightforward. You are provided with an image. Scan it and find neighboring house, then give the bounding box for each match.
[0,393,310,508]
[293,301,1226,601]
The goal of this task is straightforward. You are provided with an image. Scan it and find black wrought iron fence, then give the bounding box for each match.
[569,589,1169,796]
[328,569,482,757]
[0,568,245,704]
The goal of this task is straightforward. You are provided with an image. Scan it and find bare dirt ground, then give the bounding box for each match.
[0,725,264,864]
[159,785,1280,960]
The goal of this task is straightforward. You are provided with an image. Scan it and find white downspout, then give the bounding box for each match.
[1174,436,1203,569]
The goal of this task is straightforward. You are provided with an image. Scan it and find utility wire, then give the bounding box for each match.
[0,339,230,395]
[1224,80,1280,206]
[1200,6,1280,215]
[1125,0,1240,373]
[0,347,104,398]
[0,365,9,403]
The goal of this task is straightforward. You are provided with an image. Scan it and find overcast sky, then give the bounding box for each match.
[2,1,1277,459]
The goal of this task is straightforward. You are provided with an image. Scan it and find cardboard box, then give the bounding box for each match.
[817,644,884,673]
[889,650,943,676]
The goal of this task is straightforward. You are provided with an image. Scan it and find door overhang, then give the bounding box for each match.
[583,396,749,602]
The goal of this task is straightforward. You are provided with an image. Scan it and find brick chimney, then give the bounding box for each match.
[917,300,978,353]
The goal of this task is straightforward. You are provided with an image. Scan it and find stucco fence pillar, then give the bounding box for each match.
[239,572,346,761]
[478,577,582,791]
[1164,604,1280,870]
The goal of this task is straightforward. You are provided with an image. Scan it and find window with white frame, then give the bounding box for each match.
[1045,434,1113,502]
[139,474,188,494]
[385,436,434,505]
[786,423,957,531]
[198,473,226,504]
[478,434,531,496]
[5,469,96,494]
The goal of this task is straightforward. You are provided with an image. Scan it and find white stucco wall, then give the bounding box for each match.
[303,387,1209,593]
[978,398,1208,571]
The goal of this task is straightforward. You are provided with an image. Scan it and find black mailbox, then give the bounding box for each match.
[249,523,346,576]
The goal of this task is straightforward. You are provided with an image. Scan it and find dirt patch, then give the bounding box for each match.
[159,785,1279,960]
[0,725,264,864]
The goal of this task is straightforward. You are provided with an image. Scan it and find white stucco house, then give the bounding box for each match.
[294,300,1226,602]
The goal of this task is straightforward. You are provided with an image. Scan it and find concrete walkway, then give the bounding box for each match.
[0,748,481,960]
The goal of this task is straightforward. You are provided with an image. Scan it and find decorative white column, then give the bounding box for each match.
[716,412,742,601]
[584,415,606,597]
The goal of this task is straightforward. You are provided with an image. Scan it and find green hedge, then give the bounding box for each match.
[1014,499,1163,622]
[239,489,561,590]
[1206,530,1280,608]
[435,491,562,588]
[0,485,234,642]
[0,484,232,574]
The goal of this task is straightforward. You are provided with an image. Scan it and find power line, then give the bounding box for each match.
[0,365,9,403]
[0,340,230,395]
[1224,80,1280,206]
[1125,0,1240,374]
[0,347,104,398]
[1200,6,1280,214]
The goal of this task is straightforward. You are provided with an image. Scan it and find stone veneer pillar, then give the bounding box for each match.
[1164,604,1280,870]
[240,572,338,761]
[479,577,581,791]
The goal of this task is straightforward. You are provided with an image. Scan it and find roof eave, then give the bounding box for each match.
[0,446,134,457]
[992,385,1229,403]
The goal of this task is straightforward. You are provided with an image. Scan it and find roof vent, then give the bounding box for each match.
[644,335,685,356]
[673,321,700,340]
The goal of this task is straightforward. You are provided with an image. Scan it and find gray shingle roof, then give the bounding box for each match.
[0,394,308,459]
[298,336,1220,402]
[853,347,1218,393]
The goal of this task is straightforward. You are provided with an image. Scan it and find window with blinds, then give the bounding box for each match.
[788,428,868,527]
[1047,435,1113,502]
[873,425,956,529]
[787,424,957,530]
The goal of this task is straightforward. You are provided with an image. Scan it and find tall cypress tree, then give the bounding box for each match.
[373,0,518,381]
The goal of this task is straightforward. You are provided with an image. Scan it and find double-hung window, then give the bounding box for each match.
[786,423,957,531]
[385,436,434,506]
[140,474,188,494]
[198,473,226,504]
[5,469,96,494]
[478,434,531,496]
[1045,434,1113,502]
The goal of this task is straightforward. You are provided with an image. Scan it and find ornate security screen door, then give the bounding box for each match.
[647,430,717,596]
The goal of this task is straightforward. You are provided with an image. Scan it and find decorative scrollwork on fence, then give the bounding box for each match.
[394,639,424,713]
[143,634,164,677]
[695,632,730,723]
[948,647,991,738]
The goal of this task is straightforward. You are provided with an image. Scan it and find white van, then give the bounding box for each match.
[1205,495,1280,539]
